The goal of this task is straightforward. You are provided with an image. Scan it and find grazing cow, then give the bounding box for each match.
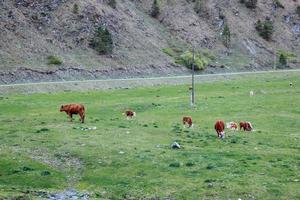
[60,104,85,123]
[239,121,253,131]
[215,120,225,139]
[226,121,238,131]
[124,110,136,119]
[183,116,193,128]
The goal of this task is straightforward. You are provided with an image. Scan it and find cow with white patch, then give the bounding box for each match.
[226,121,238,131]
[183,116,193,128]
[239,121,253,131]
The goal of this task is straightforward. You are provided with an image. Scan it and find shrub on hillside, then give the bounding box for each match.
[296,6,300,17]
[72,4,79,14]
[176,50,209,70]
[89,26,113,54]
[278,53,287,67]
[194,0,202,14]
[240,0,257,9]
[222,24,231,48]
[47,56,62,65]
[273,0,284,9]
[255,19,274,41]
[277,50,297,68]
[151,0,160,18]
[108,0,116,9]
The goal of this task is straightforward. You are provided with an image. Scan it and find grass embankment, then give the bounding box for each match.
[0,73,299,199]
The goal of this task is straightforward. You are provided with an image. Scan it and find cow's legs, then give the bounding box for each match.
[80,112,85,123]
[68,113,73,121]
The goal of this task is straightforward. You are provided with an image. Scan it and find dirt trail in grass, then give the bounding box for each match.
[1,69,300,94]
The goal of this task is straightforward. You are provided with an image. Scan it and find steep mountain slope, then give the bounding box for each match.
[0,0,299,83]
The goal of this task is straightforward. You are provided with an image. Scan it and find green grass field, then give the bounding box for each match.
[0,73,300,200]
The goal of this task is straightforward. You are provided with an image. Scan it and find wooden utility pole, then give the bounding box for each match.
[191,46,195,107]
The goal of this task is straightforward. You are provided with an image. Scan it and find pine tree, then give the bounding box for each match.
[245,0,257,9]
[194,0,202,14]
[279,53,287,67]
[108,0,116,9]
[222,24,231,48]
[90,27,113,54]
[151,0,160,18]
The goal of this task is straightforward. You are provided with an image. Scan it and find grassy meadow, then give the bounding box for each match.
[0,73,299,199]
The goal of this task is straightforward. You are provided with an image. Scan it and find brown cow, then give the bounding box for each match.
[123,110,136,119]
[239,121,253,131]
[183,116,193,128]
[60,104,85,123]
[215,120,225,138]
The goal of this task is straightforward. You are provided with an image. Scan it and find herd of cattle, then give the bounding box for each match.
[60,103,253,139]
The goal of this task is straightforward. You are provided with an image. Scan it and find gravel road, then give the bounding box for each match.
[1,69,299,94]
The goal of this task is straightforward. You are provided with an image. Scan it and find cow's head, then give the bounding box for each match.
[60,105,65,112]
[219,131,225,139]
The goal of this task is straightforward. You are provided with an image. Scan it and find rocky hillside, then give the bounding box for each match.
[0,0,299,83]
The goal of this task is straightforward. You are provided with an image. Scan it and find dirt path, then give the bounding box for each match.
[1,69,300,94]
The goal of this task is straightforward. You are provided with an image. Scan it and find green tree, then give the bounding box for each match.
[296,6,300,17]
[222,24,231,48]
[89,27,113,54]
[278,53,287,67]
[255,19,274,41]
[277,50,297,68]
[72,4,79,14]
[194,0,202,14]
[245,0,257,9]
[151,0,160,18]
[108,0,117,9]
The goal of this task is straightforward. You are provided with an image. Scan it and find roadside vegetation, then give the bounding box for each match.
[47,55,63,65]
[0,73,299,199]
[162,47,214,70]
[277,50,298,68]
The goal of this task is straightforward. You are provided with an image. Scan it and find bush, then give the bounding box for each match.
[255,19,274,41]
[169,161,181,168]
[72,4,79,14]
[151,0,160,18]
[47,56,62,65]
[296,6,300,17]
[89,26,113,54]
[245,0,257,9]
[108,0,116,9]
[194,0,202,14]
[162,47,214,70]
[273,0,284,9]
[240,0,257,9]
[277,50,297,68]
[162,48,177,57]
[278,54,287,67]
[222,24,231,48]
[176,50,209,70]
